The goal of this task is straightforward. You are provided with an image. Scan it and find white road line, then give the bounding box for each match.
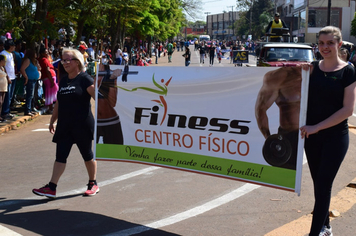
[0,167,159,236]
[53,166,161,197]
[104,183,260,236]
[0,166,160,208]
[0,225,22,236]
[32,129,49,132]
[353,113,356,117]
[32,124,55,132]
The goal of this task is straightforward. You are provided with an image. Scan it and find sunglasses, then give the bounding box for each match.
[61,58,77,64]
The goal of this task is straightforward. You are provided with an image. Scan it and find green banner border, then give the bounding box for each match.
[96,144,296,190]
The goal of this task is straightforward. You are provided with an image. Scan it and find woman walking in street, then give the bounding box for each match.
[33,48,99,198]
[182,47,191,67]
[300,26,356,236]
[209,43,216,66]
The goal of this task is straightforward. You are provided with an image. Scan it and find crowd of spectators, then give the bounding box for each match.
[1,28,355,122]
[0,29,178,122]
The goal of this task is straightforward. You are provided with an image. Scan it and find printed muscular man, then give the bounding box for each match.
[255,67,301,170]
[96,63,124,144]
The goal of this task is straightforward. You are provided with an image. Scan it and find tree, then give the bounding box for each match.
[235,0,273,40]
[0,0,194,50]
[179,0,201,20]
[351,13,356,37]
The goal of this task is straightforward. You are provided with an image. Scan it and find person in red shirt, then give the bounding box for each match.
[136,57,144,66]
[39,47,58,113]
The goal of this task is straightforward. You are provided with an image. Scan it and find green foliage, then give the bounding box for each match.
[235,0,272,40]
[0,0,190,47]
[351,13,356,37]
[188,20,205,29]
[236,0,253,11]
[186,34,196,41]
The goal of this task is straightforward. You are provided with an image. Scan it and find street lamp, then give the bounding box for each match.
[204,12,210,35]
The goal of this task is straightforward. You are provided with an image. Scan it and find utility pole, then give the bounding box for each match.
[249,0,254,36]
[185,21,187,41]
[327,0,331,25]
[204,12,211,36]
[227,6,234,40]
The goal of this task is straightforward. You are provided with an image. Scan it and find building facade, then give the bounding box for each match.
[205,0,356,44]
[206,11,240,41]
[276,0,356,43]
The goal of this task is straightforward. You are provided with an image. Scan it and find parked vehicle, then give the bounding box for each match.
[257,43,314,67]
[199,35,210,42]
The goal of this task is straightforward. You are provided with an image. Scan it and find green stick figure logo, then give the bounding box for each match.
[118,74,173,125]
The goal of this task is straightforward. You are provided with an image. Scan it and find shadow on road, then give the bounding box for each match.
[0,197,180,236]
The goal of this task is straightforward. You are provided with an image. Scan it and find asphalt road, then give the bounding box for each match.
[1,46,356,236]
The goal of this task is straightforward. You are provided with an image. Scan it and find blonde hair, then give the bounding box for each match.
[319,26,342,42]
[62,48,85,71]
[79,41,88,48]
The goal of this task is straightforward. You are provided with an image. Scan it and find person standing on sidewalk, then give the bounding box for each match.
[0,55,8,122]
[20,49,41,116]
[167,41,173,63]
[38,47,58,114]
[114,44,123,65]
[154,43,159,64]
[158,43,162,58]
[0,40,16,120]
[32,48,99,198]
[182,47,191,67]
[300,26,356,236]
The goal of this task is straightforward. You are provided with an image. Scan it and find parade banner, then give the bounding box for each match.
[233,50,249,64]
[95,66,308,194]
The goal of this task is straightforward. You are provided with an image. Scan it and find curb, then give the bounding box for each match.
[0,107,48,135]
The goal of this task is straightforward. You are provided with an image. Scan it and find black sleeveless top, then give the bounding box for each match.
[306,61,356,132]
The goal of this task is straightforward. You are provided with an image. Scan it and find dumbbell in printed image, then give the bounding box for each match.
[255,67,302,170]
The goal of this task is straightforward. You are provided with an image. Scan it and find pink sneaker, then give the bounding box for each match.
[84,183,99,196]
[32,184,56,198]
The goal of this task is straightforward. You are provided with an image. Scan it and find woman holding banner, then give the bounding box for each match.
[32,48,99,198]
[300,26,356,236]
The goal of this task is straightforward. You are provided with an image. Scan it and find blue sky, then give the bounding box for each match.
[195,0,237,21]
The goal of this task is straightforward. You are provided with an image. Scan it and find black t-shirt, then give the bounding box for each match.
[199,45,206,54]
[306,61,356,132]
[183,51,191,61]
[53,72,94,142]
[209,46,216,55]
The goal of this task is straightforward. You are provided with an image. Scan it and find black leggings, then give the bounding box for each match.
[305,129,349,236]
[56,138,93,163]
[209,54,214,65]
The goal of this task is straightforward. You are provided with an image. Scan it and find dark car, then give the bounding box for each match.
[257,43,315,67]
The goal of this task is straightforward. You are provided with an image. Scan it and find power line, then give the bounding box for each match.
[203,0,222,3]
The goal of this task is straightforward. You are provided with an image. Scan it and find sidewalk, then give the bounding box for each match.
[0,103,48,135]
